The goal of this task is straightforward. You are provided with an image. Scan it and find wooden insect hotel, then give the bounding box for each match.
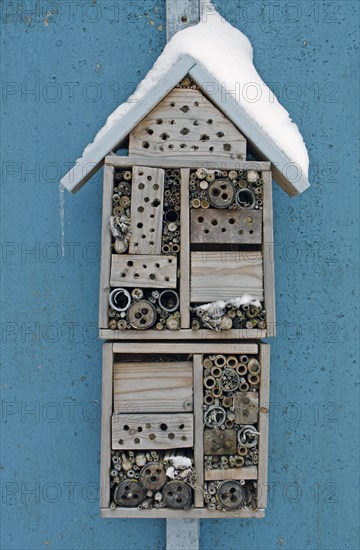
[61,4,310,520]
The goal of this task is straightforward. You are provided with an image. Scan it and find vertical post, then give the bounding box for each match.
[166,0,201,41]
[166,3,201,546]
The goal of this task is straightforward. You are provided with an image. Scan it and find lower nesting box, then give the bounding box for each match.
[100,342,270,518]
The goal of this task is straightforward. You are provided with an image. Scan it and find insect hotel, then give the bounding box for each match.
[61,4,310,520]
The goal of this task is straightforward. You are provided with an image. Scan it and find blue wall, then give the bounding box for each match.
[1,1,359,548]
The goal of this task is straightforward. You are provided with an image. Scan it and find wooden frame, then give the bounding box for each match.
[100,342,270,519]
[99,155,275,341]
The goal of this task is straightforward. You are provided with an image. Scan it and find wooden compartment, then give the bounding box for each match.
[99,156,275,340]
[100,342,270,519]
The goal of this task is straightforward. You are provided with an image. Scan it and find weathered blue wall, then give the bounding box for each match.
[1,1,359,548]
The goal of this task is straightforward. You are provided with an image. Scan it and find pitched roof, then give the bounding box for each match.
[61,7,310,196]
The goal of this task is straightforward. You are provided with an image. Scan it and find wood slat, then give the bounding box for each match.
[129,88,246,160]
[113,361,193,413]
[180,169,190,328]
[101,507,265,519]
[110,254,177,289]
[257,344,270,509]
[100,343,113,508]
[98,165,114,329]
[129,166,165,254]
[112,342,258,354]
[105,155,271,171]
[205,466,258,481]
[112,413,193,450]
[193,355,204,507]
[100,328,266,340]
[262,170,276,336]
[190,251,263,303]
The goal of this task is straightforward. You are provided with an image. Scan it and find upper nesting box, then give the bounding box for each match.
[61,5,310,341]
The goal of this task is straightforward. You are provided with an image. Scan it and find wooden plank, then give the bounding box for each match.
[112,413,193,450]
[113,361,193,413]
[100,328,267,340]
[189,63,310,196]
[257,344,270,509]
[101,507,265,519]
[190,251,263,303]
[129,88,246,160]
[112,342,258,354]
[191,208,262,245]
[100,343,113,508]
[110,254,177,289]
[105,155,271,171]
[129,166,165,254]
[262,170,276,337]
[205,466,258,481]
[60,55,197,193]
[98,165,114,330]
[193,355,204,507]
[166,0,200,40]
[180,169,190,328]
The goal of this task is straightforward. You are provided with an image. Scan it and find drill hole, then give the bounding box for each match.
[168,433,175,439]
[146,128,154,135]
[160,423,168,431]
[217,131,225,138]
[200,134,210,142]
[142,142,150,149]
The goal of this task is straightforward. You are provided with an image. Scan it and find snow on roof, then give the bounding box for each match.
[62,2,310,195]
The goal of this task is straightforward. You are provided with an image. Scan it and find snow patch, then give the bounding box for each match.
[81,2,309,180]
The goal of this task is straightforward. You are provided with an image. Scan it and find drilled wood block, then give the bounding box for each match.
[204,428,237,455]
[112,413,193,450]
[129,166,165,254]
[191,209,262,244]
[205,466,258,481]
[190,251,264,303]
[234,392,259,425]
[110,255,177,288]
[113,361,193,413]
[129,88,246,160]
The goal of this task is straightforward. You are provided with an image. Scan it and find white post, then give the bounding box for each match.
[166,519,200,550]
[165,2,201,548]
[166,0,201,41]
